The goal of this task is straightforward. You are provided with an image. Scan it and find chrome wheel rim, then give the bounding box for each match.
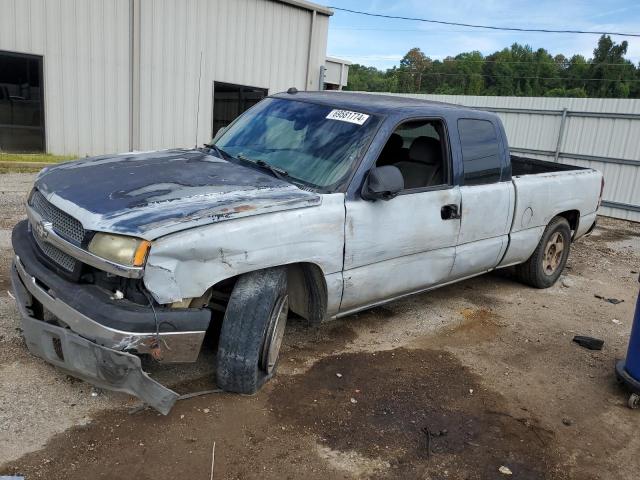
[261,295,288,375]
[542,232,565,275]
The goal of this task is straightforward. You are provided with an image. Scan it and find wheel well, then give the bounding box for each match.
[205,263,328,326]
[286,263,328,325]
[556,210,579,236]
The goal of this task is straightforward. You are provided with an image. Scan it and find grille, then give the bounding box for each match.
[32,228,77,272]
[29,190,85,244]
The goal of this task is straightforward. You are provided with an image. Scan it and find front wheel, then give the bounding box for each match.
[216,267,288,394]
[516,216,572,288]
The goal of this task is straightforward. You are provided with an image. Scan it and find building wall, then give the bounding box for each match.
[0,0,131,156]
[137,0,330,150]
[0,0,330,155]
[364,93,640,222]
[324,57,350,89]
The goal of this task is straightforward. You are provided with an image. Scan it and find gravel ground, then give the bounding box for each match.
[0,172,639,479]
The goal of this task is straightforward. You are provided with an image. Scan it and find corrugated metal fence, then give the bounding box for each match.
[368,93,640,222]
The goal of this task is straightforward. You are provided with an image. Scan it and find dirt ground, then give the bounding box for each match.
[1,172,639,479]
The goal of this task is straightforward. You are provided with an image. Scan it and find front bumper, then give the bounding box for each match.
[10,220,212,414]
[12,220,210,362]
[11,261,179,414]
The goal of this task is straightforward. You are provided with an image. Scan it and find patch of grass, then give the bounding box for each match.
[0,166,44,174]
[0,152,76,163]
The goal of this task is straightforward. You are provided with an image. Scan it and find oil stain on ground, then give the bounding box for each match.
[2,303,572,480]
[270,347,567,480]
[2,348,572,480]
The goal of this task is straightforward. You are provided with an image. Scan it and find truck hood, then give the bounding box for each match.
[35,149,321,239]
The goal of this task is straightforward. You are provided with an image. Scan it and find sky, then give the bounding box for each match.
[326,0,640,69]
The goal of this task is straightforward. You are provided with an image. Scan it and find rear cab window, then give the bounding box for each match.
[458,119,503,185]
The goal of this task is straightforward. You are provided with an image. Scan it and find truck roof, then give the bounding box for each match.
[271,91,481,117]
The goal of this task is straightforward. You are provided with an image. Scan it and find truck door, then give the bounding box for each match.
[450,118,514,279]
[341,119,461,313]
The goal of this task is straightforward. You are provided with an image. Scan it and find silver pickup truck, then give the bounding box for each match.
[11,92,604,413]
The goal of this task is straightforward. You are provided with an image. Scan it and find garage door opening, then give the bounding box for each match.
[212,82,267,138]
[0,50,45,152]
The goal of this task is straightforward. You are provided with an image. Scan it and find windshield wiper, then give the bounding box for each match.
[204,143,232,160]
[237,154,291,181]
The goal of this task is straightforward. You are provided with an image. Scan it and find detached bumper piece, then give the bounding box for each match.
[22,314,179,414]
[11,261,179,414]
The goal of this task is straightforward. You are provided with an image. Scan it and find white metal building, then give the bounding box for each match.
[0,0,333,156]
[323,56,350,90]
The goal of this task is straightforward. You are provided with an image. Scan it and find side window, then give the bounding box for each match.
[458,119,502,185]
[375,120,449,190]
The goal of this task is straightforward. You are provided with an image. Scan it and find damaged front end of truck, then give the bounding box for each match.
[10,148,321,414]
[10,209,211,414]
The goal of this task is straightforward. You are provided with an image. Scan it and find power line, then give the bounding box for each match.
[328,6,640,38]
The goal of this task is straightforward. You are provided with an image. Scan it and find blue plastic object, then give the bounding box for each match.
[615,276,640,404]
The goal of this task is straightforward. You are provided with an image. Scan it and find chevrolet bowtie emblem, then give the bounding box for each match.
[35,220,52,239]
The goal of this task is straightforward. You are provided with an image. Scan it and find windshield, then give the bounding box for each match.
[214,97,380,189]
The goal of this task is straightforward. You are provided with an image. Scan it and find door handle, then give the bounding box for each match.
[441,204,461,220]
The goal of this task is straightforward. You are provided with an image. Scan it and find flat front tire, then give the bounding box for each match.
[516,216,572,288]
[216,267,288,394]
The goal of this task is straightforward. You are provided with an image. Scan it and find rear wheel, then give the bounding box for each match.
[216,267,288,394]
[516,216,571,288]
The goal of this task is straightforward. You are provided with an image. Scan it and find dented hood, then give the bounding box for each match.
[35,149,321,239]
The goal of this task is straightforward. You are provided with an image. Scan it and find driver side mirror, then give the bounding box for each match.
[361,166,404,201]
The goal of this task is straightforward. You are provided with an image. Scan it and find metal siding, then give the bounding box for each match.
[311,14,329,89]
[1,0,328,155]
[324,59,343,85]
[137,0,327,150]
[371,93,640,222]
[0,0,131,156]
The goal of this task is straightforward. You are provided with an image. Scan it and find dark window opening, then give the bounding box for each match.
[458,119,502,185]
[376,119,449,190]
[212,82,267,138]
[0,50,45,152]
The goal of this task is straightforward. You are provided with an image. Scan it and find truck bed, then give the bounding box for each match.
[511,155,587,176]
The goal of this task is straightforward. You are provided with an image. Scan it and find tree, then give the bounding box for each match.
[345,64,394,92]
[589,35,635,98]
[544,87,587,97]
[565,55,590,91]
[342,36,638,98]
[398,48,431,93]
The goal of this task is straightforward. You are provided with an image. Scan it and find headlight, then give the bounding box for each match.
[88,233,150,267]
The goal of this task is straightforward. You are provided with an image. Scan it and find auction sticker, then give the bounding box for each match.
[326,109,370,125]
